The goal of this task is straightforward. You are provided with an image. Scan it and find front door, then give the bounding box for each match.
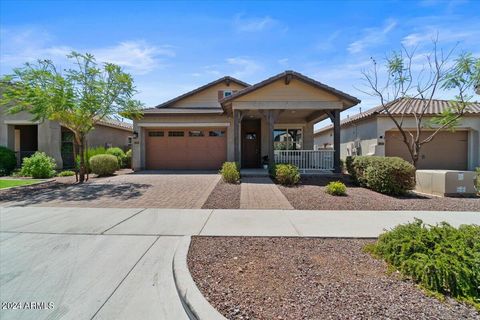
[241,119,261,168]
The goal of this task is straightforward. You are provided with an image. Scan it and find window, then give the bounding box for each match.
[189,130,204,137]
[273,128,302,150]
[168,131,184,137]
[148,131,164,137]
[127,136,133,147]
[223,90,233,98]
[209,130,225,137]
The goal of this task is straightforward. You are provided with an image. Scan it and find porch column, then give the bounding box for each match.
[267,110,275,168]
[233,109,241,163]
[332,109,341,173]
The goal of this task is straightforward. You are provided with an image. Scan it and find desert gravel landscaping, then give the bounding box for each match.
[279,175,480,211]
[202,179,241,209]
[188,237,479,320]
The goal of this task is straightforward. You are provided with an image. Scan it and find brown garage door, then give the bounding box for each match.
[385,130,468,170]
[146,128,227,170]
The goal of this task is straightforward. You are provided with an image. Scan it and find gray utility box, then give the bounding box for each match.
[415,170,478,197]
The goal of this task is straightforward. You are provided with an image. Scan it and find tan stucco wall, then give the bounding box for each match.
[314,115,480,170]
[86,125,131,149]
[234,78,340,102]
[170,82,246,109]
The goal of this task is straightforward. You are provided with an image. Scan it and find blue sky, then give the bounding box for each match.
[1,0,479,128]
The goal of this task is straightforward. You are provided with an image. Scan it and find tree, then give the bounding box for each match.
[0,52,143,182]
[360,40,479,168]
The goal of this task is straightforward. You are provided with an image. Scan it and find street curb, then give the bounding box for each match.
[173,236,227,320]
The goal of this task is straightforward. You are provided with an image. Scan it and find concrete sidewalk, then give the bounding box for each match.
[1,206,478,238]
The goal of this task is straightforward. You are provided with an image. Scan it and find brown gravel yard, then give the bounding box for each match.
[188,237,479,320]
[202,179,241,209]
[279,175,480,211]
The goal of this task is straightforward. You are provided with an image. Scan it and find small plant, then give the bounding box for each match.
[475,167,480,191]
[366,219,480,309]
[273,163,300,186]
[125,149,132,168]
[325,181,347,196]
[106,147,126,168]
[57,170,76,177]
[220,162,240,183]
[20,152,56,178]
[0,146,17,176]
[89,154,118,177]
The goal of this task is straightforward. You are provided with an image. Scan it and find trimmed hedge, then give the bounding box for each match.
[0,146,17,176]
[89,154,119,177]
[347,156,415,195]
[325,181,347,196]
[272,163,300,186]
[106,147,126,168]
[76,146,107,172]
[125,149,132,168]
[220,162,240,183]
[20,152,56,178]
[366,219,480,309]
[57,170,75,177]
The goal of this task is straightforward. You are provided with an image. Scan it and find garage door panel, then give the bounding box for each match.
[146,128,226,170]
[385,130,468,170]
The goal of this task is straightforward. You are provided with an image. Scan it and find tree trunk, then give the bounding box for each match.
[76,134,87,183]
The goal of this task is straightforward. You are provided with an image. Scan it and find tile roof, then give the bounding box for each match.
[97,118,133,131]
[314,97,480,135]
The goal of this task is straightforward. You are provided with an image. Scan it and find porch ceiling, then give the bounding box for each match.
[237,109,329,124]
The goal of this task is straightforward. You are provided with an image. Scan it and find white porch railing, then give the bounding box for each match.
[274,150,335,172]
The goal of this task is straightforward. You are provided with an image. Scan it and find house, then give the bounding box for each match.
[314,98,480,171]
[0,109,133,169]
[132,71,360,173]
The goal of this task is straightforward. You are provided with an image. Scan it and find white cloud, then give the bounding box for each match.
[348,19,397,54]
[233,14,281,32]
[226,57,262,78]
[277,58,289,67]
[0,27,174,75]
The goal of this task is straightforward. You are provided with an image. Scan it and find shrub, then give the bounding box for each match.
[220,162,240,183]
[325,181,347,196]
[57,170,76,177]
[125,149,132,168]
[76,146,107,172]
[345,156,355,181]
[20,152,56,178]
[89,154,118,177]
[0,146,17,176]
[106,147,126,168]
[349,156,415,195]
[366,219,480,309]
[273,163,300,186]
[475,167,480,191]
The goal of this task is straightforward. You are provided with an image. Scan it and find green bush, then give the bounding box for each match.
[76,146,107,172]
[0,146,17,176]
[89,154,118,176]
[273,163,300,186]
[220,162,240,183]
[325,181,347,196]
[106,147,126,168]
[475,167,480,191]
[57,170,76,177]
[345,156,355,181]
[366,219,480,309]
[20,152,56,178]
[349,156,415,195]
[125,149,132,168]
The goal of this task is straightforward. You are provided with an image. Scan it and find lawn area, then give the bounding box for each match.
[0,179,43,189]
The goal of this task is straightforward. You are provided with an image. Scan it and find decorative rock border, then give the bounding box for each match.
[173,236,227,320]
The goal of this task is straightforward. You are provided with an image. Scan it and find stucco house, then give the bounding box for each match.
[132,71,360,173]
[0,109,133,169]
[314,98,480,171]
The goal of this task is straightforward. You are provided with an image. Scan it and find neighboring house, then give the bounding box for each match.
[314,98,480,171]
[132,70,360,173]
[0,109,133,169]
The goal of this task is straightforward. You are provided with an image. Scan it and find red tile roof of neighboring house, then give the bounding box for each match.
[97,118,133,131]
[314,98,480,135]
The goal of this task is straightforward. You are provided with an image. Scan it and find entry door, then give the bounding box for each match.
[241,119,261,168]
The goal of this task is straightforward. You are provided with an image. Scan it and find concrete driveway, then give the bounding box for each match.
[0,172,220,208]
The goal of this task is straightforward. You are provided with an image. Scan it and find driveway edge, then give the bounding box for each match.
[173,236,226,320]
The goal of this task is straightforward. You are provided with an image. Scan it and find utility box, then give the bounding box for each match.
[415,170,478,197]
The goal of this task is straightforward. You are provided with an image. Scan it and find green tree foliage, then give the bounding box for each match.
[0,52,143,182]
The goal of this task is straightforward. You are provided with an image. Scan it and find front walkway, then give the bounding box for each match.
[240,177,293,209]
[1,206,478,320]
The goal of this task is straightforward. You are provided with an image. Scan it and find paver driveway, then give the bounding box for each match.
[0,172,220,208]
